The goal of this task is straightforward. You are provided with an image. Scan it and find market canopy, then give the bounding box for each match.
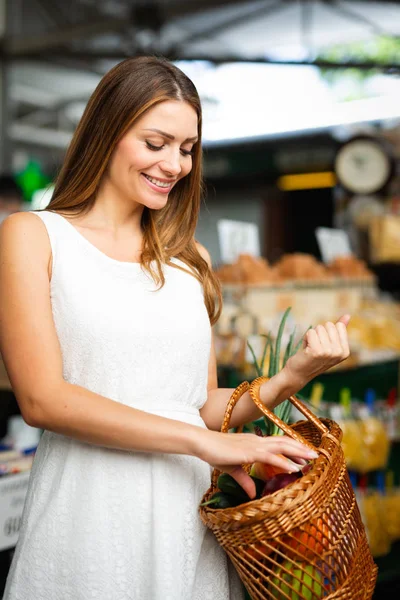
[2,0,400,149]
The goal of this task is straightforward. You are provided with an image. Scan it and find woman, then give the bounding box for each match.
[0,57,349,599]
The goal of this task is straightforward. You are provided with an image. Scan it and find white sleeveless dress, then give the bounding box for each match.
[4,211,243,600]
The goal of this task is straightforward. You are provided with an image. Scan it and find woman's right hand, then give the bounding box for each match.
[199,430,318,499]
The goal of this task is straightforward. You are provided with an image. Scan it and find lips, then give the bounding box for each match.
[144,174,173,187]
[141,173,175,195]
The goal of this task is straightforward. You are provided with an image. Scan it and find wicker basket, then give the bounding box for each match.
[199,377,377,600]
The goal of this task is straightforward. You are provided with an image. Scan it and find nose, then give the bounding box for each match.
[160,150,182,177]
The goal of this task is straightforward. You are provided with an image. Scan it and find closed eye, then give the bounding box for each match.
[146,140,194,157]
[146,141,163,151]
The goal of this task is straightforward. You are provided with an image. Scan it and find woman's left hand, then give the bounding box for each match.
[282,315,351,390]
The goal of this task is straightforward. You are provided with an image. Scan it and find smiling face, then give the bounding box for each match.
[104,100,198,211]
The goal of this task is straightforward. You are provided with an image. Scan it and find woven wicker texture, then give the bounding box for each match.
[199,378,377,599]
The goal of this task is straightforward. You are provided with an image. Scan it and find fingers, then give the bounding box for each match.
[264,436,318,460]
[252,435,317,473]
[321,322,342,358]
[324,321,340,347]
[256,452,304,473]
[307,318,350,362]
[209,431,318,477]
[315,324,331,351]
[291,457,309,466]
[336,314,351,327]
[226,466,256,499]
[230,433,318,467]
[305,328,321,353]
[336,321,350,357]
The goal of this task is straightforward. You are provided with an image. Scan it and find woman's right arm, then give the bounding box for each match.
[0,213,316,496]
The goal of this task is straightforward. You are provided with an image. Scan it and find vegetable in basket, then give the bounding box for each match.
[261,471,302,496]
[217,472,263,500]
[283,517,331,560]
[200,492,233,509]
[269,560,324,600]
[200,473,265,508]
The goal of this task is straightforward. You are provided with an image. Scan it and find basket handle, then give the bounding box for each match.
[249,376,329,446]
[211,381,250,488]
[220,380,251,434]
[211,377,329,488]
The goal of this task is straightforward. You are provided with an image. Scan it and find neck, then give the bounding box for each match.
[90,178,144,237]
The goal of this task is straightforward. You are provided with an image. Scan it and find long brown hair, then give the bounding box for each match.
[48,56,221,324]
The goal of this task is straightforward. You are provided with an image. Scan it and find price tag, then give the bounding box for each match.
[315,227,352,264]
[218,219,260,264]
[0,471,31,551]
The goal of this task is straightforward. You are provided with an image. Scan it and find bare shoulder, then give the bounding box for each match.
[0,212,51,262]
[0,211,48,237]
[0,212,48,241]
[195,241,212,268]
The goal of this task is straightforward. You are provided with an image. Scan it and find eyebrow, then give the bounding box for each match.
[143,128,198,143]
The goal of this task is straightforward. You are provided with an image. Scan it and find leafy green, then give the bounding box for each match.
[246,340,260,377]
[247,307,312,436]
[259,333,272,376]
[273,306,291,375]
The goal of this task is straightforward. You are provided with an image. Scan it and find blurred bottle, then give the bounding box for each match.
[359,389,391,472]
[332,388,365,472]
[358,474,391,558]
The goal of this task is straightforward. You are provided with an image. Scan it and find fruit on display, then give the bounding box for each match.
[360,415,391,472]
[332,389,390,474]
[337,418,366,472]
[384,489,400,542]
[347,299,400,352]
[360,491,391,558]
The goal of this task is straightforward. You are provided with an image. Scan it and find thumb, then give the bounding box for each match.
[336,314,351,327]
[226,466,256,499]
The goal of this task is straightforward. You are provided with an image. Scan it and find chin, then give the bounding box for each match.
[142,195,170,211]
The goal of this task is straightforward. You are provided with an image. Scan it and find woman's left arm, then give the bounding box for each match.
[195,242,350,431]
[200,318,350,431]
[200,331,303,431]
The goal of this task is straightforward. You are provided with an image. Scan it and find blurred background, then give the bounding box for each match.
[0,0,400,597]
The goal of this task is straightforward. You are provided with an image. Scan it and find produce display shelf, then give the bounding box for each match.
[219,358,399,404]
[300,358,399,403]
